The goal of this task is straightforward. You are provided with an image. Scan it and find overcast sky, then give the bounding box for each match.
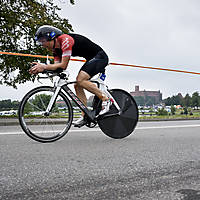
[0,0,200,100]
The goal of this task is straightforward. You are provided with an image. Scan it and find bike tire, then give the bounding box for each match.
[18,86,73,143]
[97,89,138,139]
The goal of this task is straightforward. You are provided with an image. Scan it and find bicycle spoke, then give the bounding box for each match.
[27,101,43,112]
[49,117,57,136]
[39,95,47,110]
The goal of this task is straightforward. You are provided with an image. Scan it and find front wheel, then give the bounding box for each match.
[97,89,138,139]
[18,86,73,143]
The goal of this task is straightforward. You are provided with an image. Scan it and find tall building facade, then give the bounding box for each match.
[130,85,162,105]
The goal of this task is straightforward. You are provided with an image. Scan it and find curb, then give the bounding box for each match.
[139,117,200,122]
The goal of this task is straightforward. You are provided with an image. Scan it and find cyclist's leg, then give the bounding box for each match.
[74,50,110,126]
[75,70,108,101]
[74,71,104,126]
[74,75,88,107]
[74,50,109,100]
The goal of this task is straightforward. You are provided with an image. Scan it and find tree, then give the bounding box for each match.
[0,0,73,87]
[163,97,171,106]
[191,92,200,109]
[70,0,75,4]
[183,93,191,108]
[0,99,20,111]
[0,99,12,110]
[170,105,176,115]
[163,94,184,106]
[183,107,188,115]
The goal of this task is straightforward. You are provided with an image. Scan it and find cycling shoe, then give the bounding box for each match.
[99,98,113,115]
[73,116,87,128]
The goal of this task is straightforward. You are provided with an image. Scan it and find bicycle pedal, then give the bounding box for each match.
[86,122,97,128]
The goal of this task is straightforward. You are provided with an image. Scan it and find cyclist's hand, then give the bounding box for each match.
[29,62,46,74]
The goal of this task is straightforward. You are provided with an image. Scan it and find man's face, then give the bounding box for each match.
[37,38,54,50]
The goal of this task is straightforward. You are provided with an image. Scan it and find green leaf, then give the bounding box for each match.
[0,0,74,87]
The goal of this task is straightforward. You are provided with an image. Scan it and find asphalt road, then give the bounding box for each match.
[0,120,200,200]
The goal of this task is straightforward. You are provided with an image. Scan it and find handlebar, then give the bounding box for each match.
[37,68,69,82]
[31,63,64,76]
[42,68,64,74]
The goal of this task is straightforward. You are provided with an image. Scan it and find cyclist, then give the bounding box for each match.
[29,25,112,127]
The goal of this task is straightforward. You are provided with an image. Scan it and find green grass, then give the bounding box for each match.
[139,114,200,120]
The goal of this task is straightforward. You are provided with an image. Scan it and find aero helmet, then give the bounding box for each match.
[35,25,63,43]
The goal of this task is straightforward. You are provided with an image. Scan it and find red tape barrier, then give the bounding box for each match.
[0,51,200,76]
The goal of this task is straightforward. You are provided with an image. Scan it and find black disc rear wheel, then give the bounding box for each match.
[97,89,138,139]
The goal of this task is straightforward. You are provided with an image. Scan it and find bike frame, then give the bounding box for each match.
[44,72,121,122]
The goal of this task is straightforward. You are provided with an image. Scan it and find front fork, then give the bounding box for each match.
[44,86,61,116]
[44,76,67,116]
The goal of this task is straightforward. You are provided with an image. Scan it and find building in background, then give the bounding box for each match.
[130,85,162,106]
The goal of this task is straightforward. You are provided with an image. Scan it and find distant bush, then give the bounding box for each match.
[156,108,168,116]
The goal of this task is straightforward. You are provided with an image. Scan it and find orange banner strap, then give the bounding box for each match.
[0,51,199,75]
[0,51,52,59]
[0,51,86,62]
[109,62,200,76]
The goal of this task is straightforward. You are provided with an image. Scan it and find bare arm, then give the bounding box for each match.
[29,56,70,74]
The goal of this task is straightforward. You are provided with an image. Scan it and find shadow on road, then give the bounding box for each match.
[176,189,200,200]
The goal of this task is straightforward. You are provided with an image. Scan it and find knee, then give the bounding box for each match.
[74,83,79,90]
[74,79,84,91]
[76,77,84,87]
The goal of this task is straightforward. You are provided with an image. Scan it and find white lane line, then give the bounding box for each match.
[0,129,100,135]
[136,124,200,129]
[0,124,200,135]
